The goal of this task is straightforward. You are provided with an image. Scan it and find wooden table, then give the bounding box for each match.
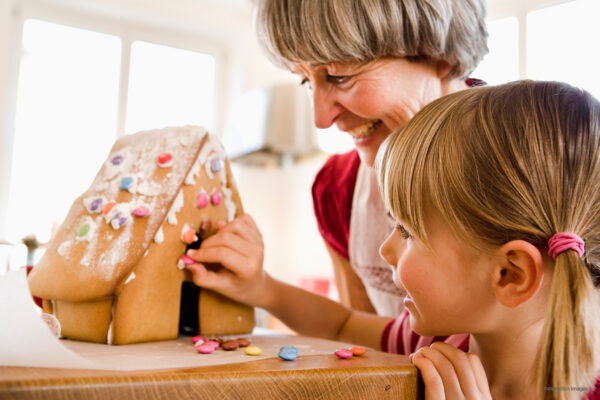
[1,348,421,399]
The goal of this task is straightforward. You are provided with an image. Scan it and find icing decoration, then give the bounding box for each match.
[120,176,134,190]
[157,152,173,168]
[217,220,226,230]
[211,191,222,206]
[84,196,106,214]
[167,190,184,225]
[103,201,116,215]
[57,240,72,257]
[132,205,151,217]
[211,157,223,173]
[182,225,198,244]
[196,192,209,208]
[154,226,164,243]
[111,155,123,165]
[124,272,136,285]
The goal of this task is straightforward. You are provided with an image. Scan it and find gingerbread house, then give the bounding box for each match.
[27,126,254,344]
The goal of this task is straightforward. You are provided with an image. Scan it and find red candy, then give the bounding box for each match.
[157,152,172,166]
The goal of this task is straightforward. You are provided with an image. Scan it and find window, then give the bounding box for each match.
[5,17,218,245]
[472,16,519,85]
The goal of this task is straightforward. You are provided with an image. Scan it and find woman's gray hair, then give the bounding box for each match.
[255,0,488,79]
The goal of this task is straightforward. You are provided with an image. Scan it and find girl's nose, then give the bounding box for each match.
[379,230,397,266]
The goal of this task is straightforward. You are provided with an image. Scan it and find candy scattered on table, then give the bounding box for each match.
[244,346,262,356]
[196,342,216,354]
[278,346,298,361]
[191,335,207,344]
[221,340,239,351]
[350,346,366,356]
[236,338,250,347]
[334,349,353,359]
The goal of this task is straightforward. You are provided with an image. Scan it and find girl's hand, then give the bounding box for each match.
[410,342,492,400]
[186,214,269,307]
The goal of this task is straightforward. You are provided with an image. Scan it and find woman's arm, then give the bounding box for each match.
[325,242,376,313]
[186,214,390,349]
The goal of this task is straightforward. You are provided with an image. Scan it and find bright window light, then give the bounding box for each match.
[471,16,519,85]
[527,0,600,99]
[7,19,121,243]
[125,41,216,134]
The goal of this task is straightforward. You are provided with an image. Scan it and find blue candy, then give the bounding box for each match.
[120,176,134,190]
[280,346,298,353]
[278,350,297,361]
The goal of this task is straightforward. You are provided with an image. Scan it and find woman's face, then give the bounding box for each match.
[292,58,448,166]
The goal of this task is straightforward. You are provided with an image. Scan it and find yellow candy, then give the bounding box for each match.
[244,345,262,356]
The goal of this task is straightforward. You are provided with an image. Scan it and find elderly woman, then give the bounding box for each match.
[187,0,488,322]
[256,0,488,316]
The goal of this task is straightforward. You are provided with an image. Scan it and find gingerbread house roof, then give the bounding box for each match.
[28,126,235,302]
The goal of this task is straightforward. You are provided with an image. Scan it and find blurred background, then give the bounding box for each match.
[1,0,599,305]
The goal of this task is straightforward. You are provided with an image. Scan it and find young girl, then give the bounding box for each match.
[187,80,600,399]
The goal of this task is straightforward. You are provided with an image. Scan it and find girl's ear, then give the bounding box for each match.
[492,240,545,308]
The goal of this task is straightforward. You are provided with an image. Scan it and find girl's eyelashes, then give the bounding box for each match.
[396,224,412,240]
[299,77,309,86]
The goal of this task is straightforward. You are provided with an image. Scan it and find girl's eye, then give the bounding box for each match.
[396,224,412,240]
[300,78,309,86]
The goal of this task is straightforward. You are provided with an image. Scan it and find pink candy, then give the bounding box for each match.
[334,349,354,359]
[196,192,209,208]
[211,191,222,206]
[179,255,195,266]
[191,335,207,344]
[196,340,220,354]
[132,206,150,217]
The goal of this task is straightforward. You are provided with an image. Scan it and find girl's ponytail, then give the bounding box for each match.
[536,250,600,400]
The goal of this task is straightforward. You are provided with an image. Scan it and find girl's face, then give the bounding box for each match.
[379,212,498,336]
[291,58,446,166]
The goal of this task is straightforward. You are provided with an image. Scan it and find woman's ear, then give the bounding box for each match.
[492,240,545,308]
[436,60,453,80]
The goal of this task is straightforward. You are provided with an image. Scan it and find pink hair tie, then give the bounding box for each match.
[547,232,585,260]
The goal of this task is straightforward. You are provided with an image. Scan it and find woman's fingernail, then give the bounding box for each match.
[187,249,197,257]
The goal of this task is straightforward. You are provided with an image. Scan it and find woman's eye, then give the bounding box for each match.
[396,224,412,240]
[326,74,351,85]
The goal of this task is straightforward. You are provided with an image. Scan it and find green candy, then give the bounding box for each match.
[77,223,90,237]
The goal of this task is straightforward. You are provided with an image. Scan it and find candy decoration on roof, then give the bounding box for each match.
[196,191,209,208]
[77,223,90,238]
[120,176,134,191]
[211,157,223,173]
[182,225,198,244]
[84,196,106,214]
[103,201,116,215]
[157,152,173,168]
[132,205,151,217]
[111,155,124,165]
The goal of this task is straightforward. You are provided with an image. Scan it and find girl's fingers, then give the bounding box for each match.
[411,352,446,400]
[187,262,233,292]
[430,342,482,399]
[187,246,256,278]
[413,347,462,399]
[468,353,492,398]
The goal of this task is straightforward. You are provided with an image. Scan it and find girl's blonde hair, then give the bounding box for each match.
[255,0,488,79]
[378,80,600,399]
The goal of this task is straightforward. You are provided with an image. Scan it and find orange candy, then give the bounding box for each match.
[182,228,197,244]
[103,201,116,215]
[350,346,366,356]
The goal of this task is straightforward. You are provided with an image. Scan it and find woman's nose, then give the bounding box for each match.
[310,83,343,129]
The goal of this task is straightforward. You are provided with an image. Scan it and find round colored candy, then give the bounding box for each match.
[211,157,224,173]
[211,191,222,206]
[334,349,353,359]
[244,346,262,356]
[196,192,209,208]
[221,340,239,351]
[217,220,226,230]
[280,346,298,354]
[103,202,116,215]
[157,152,173,167]
[196,342,216,354]
[77,223,90,237]
[179,255,195,266]
[120,176,134,190]
[351,346,366,356]
[111,155,123,165]
[132,206,151,217]
[89,198,103,213]
[191,335,207,344]
[236,338,251,347]
[278,350,297,361]
[182,228,197,244]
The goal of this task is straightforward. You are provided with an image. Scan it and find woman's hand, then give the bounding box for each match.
[186,214,270,308]
[410,342,492,400]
